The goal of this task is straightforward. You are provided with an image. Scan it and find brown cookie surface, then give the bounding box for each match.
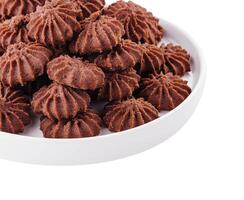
[137,43,165,75]
[95,39,142,71]
[72,0,105,18]
[40,108,102,138]
[0,15,30,50]
[0,0,45,18]
[105,0,164,44]
[27,0,81,48]
[139,73,191,110]
[0,83,31,133]
[98,68,140,101]
[161,44,191,76]
[70,15,125,55]
[0,42,52,87]
[103,98,159,132]
[32,82,90,120]
[47,55,105,90]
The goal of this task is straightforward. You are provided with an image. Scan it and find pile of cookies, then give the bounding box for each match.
[0,0,192,138]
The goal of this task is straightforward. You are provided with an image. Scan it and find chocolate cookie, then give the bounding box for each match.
[72,0,105,18]
[32,82,90,120]
[95,39,142,71]
[103,98,159,132]
[161,44,191,76]
[137,43,165,75]
[47,55,105,90]
[0,15,30,50]
[0,0,45,19]
[40,108,102,138]
[105,0,164,44]
[0,83,31,133]
[139,73,191,110]
[27,0,81,48]
[70,14,125,54]
[98,68,140,101]
[0,42,52,87]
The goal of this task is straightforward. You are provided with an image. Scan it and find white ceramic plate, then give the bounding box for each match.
[0,18,206,165]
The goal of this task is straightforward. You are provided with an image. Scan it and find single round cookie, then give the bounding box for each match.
[27,0,81,48]
[32,82,90,120]
[0,0,45,18]
[95,39,142,71]
[161,44,191,76]
[139,73,192,110]
[137,43,164,75]
[47,55,105,90]
[0,42,52,87]
[40,108,102,138]
[103,98,159,132]
[0,15,30,50]
[72,0,105,18]
[105,0,164,44]
[0,83,31,133]
[98,68,140,101]
[70,15,125,55]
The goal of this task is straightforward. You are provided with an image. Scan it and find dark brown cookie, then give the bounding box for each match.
[32,82,90,120]
[0,15,30,50]
[95,39,142,71]
[103,98,159,132]
[161,44,191,76]
[137,43,165,75]
[79,10,101,28]
[27,0,81,48]
[0,83,31,133]
[69,15,125,55]
[0,42,52,87]
[40,108,102,138]
[105,0,164,44]
[72,0,105,18]
[0,0,45,19]
[98,68,140,101]
[139,73,191,110]
[47,55,105,90]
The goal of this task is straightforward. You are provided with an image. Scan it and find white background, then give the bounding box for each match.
[0,0,243,199]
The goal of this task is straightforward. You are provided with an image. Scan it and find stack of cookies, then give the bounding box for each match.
[0,0,192,138]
